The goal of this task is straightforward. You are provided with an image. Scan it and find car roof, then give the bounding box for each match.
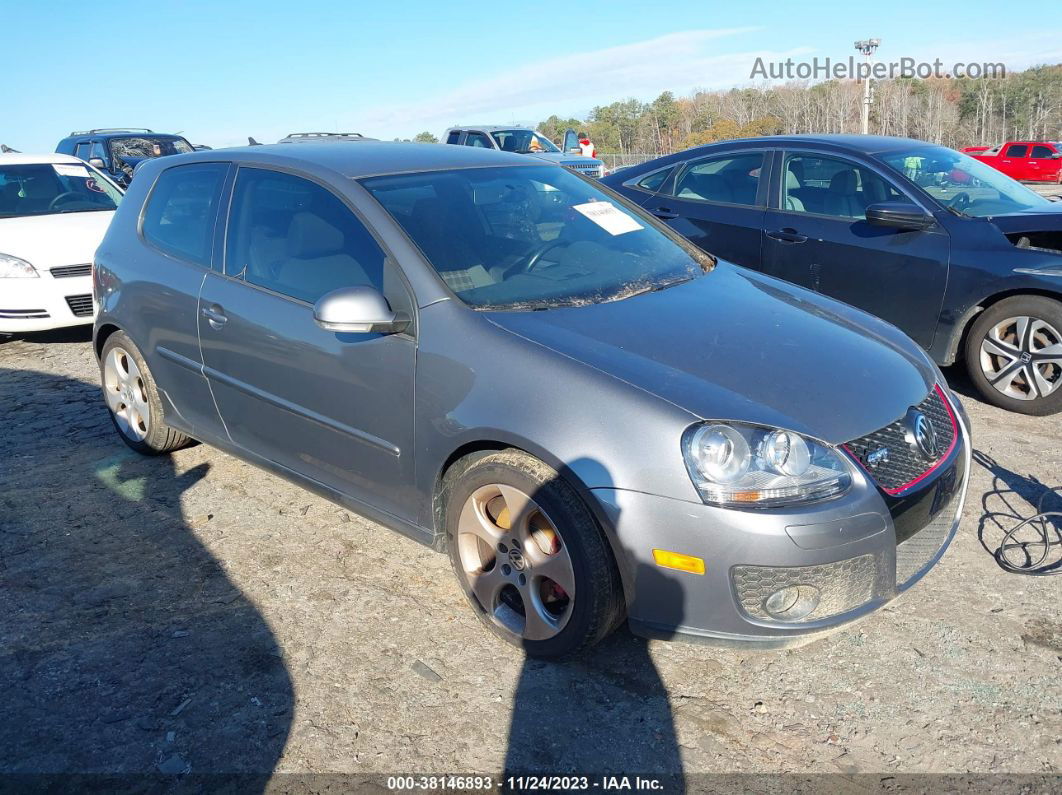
[0,152,86,166]
[696,134,936,154]
[447,125,541,134]
[166,140,542,178]
[62,131,187,141]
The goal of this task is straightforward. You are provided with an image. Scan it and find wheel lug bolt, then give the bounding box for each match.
[519,573,526,586]
[510,539,520,550]
[498,542,507,553]
[502,564,511,576]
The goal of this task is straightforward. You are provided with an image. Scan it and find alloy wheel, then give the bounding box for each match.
[979,315,1062,400]
[455,484,575,641]
[103,346,151,441]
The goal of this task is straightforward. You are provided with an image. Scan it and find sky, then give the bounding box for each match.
[5,0,1062,151]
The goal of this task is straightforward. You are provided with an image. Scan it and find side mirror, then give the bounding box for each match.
[313,286,409,334]
[87,158,106,169]
[865,202,935,232]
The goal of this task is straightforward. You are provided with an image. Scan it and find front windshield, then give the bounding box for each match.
[110,136,194,160]
[490,130,560,154]
[362,165,714,310]
[0,162,122,218]
[876,145,1051,217]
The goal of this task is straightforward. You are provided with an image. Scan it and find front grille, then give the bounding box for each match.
[845,387,956,493]
[0,308,50,319]
[563,161,603,178]
[896,491,957,586]
[732,555,877,623]
[64,294,94,317]
[50,263,92,278]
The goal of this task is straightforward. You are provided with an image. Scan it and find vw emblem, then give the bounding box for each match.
[508,548,526,571]
[904,409,938,460]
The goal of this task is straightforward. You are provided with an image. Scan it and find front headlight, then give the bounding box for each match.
[0,254,38,278]
[682,422,851,508]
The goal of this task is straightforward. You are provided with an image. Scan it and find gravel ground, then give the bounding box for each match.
[0,328,1059,785]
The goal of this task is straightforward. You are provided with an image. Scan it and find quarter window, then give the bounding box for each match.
[142,163,227,266]
[635,167,673,193]
[671,153,763,206]
[782,154,903,219]
[225,168,387,304]
[1005,144,1028,158]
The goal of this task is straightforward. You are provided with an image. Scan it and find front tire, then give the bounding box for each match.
[964,296,1062,415]
[441,450,625,659]
[100,331,192,454]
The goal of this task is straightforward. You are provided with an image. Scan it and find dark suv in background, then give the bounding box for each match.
[56,128,194,187]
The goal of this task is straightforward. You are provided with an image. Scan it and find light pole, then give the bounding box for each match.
[854,38,881,134]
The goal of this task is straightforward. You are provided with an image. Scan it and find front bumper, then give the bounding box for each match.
[592,401,971,649]
[0,273,95,332]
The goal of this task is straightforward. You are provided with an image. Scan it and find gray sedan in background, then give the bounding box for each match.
[92,142,970,658]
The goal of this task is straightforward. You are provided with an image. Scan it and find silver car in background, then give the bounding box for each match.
[92,142,970,658]
[443,126,606,178]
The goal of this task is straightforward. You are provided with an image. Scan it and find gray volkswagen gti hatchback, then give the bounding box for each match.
[92,142,971,658]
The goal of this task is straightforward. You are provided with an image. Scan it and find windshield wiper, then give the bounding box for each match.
[614,275,695,301]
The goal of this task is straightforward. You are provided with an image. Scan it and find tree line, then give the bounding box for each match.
[531,64,1062,155]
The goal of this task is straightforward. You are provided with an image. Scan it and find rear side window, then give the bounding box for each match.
[1005,144,1028,158]
[225,167,387,304]
[142,163,228,266]
[671,153,764,206]
[1030,145,1054,158]
[464,133,493,148]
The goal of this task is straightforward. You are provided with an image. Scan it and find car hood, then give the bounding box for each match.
[527,152,604,168]
[0,210,115,268]
[485,264,937,445]
[985,202,1062,235]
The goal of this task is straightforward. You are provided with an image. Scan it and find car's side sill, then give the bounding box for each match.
[166,418,438,551]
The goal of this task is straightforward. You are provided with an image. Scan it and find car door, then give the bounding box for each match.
[135,161,231,439]
[197,165,418,521]
[761,150,950,350]
[1000,144,1031,180]
[639,150,768,267]
[1028,144,1059,182]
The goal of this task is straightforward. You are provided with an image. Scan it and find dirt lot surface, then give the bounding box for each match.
[1,328,1059,786]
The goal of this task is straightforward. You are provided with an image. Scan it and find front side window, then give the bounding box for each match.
[671,153,763,206]
[362,165,714,311]
[445,130,462,145]
[225,168,386,304]
[490,130,560,154]
[782,154,904,219]
[0,162,122,218]
[142,163,227,266]
[1005,144,1028,158]
[876,145,1051,217]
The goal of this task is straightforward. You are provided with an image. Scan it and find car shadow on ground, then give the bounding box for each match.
[0,326,94,346]
[503,460,685,789]
[972,449,1062,575]
[0,366,293,783]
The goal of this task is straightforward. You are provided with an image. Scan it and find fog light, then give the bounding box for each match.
[764,585,821,621]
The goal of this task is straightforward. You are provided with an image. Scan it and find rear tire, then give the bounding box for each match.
[100,331,192,454]
[964,296,1062,416]
[441,449,625,659]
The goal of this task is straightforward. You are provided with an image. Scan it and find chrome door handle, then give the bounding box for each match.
[201,305,227,326]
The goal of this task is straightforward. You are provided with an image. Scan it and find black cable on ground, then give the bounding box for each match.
[995,489,1062,576]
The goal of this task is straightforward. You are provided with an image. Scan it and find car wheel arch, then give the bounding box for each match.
[942,287,1062,366]
[431,438,636,604]
[94,322,122,361]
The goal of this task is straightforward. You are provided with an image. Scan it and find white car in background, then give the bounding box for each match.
[1,153,122,333]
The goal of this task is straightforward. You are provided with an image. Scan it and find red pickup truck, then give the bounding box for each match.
[963,141,1062,183]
